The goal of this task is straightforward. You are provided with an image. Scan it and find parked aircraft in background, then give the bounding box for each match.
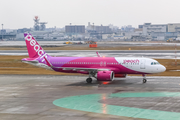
[22,33,166,83]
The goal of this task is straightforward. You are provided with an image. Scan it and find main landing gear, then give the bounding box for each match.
[142,74,147,83]
[86,71,96,83]
[86,78,92,83]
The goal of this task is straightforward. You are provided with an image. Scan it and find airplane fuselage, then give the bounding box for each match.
[28,56,165,75]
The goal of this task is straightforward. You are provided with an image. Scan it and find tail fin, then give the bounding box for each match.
[24,33,46,58]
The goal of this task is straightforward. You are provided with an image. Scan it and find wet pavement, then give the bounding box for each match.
[0,75,180,120]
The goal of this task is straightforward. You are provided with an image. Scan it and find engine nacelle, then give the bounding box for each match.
[114,74,126,78]
[97,71,114,81]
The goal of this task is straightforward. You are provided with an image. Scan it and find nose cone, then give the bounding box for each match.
[160,65,166,72]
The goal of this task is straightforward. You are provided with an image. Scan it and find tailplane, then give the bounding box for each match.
[24,33,46,58]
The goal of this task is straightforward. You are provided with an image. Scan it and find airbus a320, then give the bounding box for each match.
[22,33,166,83]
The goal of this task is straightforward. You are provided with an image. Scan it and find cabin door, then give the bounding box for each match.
[140,59,146,69]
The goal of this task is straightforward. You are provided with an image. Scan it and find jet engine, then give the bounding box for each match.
[97,71,114,81]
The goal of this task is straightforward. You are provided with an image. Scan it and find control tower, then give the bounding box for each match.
[33,16,47,31]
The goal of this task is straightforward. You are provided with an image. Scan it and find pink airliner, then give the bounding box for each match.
[22,33,166,83]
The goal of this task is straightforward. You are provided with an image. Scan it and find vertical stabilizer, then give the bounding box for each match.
[24,33,46,58]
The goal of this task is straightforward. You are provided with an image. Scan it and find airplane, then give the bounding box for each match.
[22,33,166,83]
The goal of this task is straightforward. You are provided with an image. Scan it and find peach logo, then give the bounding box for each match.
[123,59,139,64]
[25,35,44,56]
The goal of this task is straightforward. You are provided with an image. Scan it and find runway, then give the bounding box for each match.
[0,41,180,47]
[0,75,180,120]
[0,50,179,59]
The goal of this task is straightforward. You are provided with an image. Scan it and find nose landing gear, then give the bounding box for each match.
[142,74,147,83]
[143,78,147,83]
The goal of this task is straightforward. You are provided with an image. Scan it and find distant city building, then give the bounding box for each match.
[0,30,6,34]
[94,25,112,33]
[121,25,135,32]
[138,25,143,29]
[86,22,95,31]
[65,25,85,34]
[134,28,143,33]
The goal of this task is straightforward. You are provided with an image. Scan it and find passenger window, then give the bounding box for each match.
[151,62,153,65]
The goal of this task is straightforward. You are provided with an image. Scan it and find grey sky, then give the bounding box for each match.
[1,0,180,29]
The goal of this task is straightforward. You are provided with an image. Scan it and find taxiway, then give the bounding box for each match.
[0,75,180,120]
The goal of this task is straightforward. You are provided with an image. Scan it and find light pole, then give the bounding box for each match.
[1,24,3,40]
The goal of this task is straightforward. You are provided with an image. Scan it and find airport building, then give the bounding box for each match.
[65,25,85,34]
[87,22,112,33]
[143,23,167,35]
[17,28,31,34]
[142,23,167,40]
[168,23,180,32]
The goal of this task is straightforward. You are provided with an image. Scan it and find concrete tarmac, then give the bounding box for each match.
[0,75,180,120]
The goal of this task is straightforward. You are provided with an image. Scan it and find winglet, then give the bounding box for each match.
[96,52,101,57]
[44,57,53,67]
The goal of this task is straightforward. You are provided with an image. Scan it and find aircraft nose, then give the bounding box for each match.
[161,65,166,72]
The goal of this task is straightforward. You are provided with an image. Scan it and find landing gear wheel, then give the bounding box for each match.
[143,79,147,83]
[86,78,92,83]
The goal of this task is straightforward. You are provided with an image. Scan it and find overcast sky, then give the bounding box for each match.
[1,0,180,29]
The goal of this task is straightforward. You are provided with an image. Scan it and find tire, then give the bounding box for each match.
[143,79,147,83]
[86,78,92,83]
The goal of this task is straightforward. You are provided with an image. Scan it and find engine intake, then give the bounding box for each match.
[97,71,114,81]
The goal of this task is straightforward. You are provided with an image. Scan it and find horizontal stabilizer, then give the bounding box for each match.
[44,57,53,67]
